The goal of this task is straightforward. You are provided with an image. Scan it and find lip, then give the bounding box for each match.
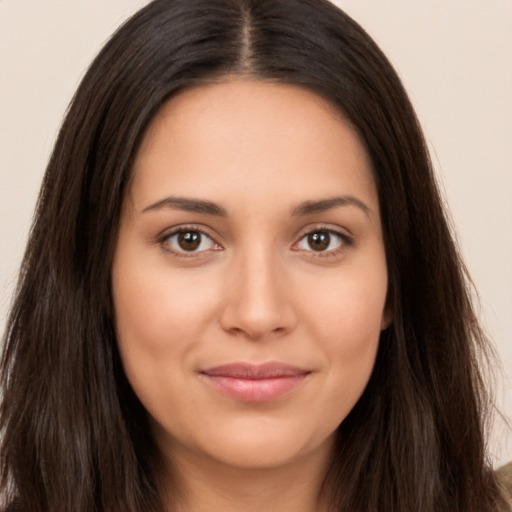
[199,362,311,402]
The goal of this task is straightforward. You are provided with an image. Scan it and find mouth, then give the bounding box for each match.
[199,362,311,402]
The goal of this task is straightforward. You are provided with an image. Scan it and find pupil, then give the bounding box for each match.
[178,231,201,251]
[308,231,330,251]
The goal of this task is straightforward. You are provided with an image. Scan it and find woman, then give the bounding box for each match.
[1,0,510,510]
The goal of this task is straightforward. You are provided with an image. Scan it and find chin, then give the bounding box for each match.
[159,413,338,472]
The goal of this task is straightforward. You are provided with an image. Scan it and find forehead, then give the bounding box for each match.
[130,80,377,213]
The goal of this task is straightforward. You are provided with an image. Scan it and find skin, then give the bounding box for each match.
[112,80,390,512]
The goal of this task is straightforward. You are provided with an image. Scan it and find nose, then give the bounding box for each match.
[219,247,298,340]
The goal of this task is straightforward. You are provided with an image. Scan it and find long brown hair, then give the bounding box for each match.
[1,0,506,510]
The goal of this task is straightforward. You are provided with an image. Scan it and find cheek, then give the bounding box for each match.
[323,294,381,388]
[299,262,387,407]
[111,257,221,421]
[306,265,387,348]
[110,254,225,418]
[112,257,219,354]
[311,307,381,430]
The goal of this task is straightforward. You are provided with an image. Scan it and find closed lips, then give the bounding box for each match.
[199,363,311,402]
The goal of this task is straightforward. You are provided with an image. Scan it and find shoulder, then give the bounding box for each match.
[497,461,512,510]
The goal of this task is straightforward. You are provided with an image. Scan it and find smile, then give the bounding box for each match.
[199,362,311,402]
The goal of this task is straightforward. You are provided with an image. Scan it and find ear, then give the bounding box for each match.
[380,301,392,330]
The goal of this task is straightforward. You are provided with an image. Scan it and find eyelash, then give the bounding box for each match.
[158,225,220,258]
[293,224,353,259]
[158,224,353,258]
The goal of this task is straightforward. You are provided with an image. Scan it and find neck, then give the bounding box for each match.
[158,441,334,512]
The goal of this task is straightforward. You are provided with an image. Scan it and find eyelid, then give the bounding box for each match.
[292,223,354,256]
[158,224,223,256]
[156,222,353,258]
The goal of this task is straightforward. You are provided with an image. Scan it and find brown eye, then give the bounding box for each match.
[164,229,219,254]
[295,229,347,254]
[307,231,330,251]
[178,231,201,251]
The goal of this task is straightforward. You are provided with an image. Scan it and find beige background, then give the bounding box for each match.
[1,1,511,466]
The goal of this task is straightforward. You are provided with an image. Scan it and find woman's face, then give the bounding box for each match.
[112,81,390,471]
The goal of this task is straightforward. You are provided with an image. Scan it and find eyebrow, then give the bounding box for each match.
[141,194,371,218]
[292,196,371,217]
[141,196,227,216]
